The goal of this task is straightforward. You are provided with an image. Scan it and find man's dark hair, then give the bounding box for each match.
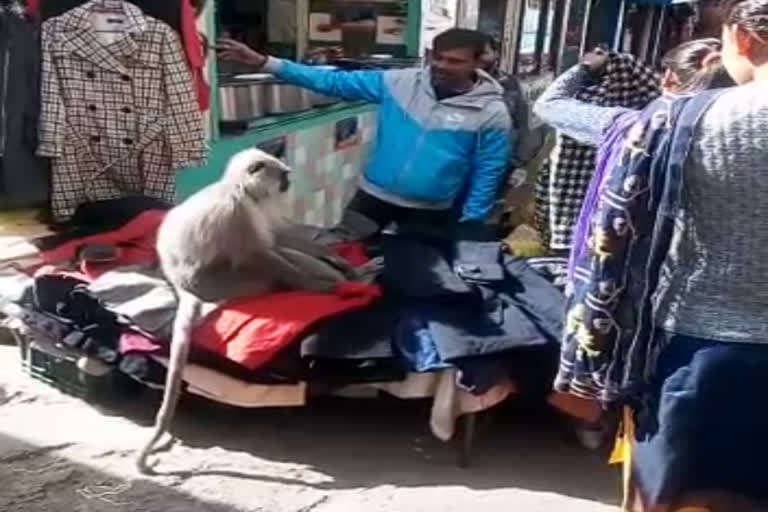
[484,34,501,52]
[432,28,487,58]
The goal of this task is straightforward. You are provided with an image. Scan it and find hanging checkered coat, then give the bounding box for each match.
[38,1,206,222]
[535,53,659,250]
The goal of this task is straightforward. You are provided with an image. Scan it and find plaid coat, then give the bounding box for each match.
[38,1,205,222]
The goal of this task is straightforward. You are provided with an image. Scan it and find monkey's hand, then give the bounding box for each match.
[276,247,346,291]
[274,228,354,275]
[347,256,384,284]
[253,246,342,293]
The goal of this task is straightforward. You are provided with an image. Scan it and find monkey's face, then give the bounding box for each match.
[223,148,291,201]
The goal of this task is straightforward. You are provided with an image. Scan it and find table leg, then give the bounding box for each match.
[458,412,477,469]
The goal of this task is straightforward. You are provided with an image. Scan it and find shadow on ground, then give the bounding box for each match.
[94,387,621,506]
[0,432,246,512]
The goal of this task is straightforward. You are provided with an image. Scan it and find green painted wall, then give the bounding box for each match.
[176,103,376,199]
[406,0,421,57]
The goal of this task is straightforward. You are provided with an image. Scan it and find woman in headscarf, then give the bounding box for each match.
[534,50,661,251]
[537,38,734,276]
[535,0,768,508]
[534,37,733,148]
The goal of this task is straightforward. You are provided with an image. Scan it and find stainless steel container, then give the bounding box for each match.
[220,67,341,118]
[309,91,339,107]
[309,92,341,107]
[218,79,267,122]
[264,82,313,114]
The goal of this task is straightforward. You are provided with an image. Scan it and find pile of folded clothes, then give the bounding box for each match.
[0,196,566,442]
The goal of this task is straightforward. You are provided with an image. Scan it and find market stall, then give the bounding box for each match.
[0,0,586,470]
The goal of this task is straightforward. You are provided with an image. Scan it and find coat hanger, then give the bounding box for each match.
[91,0,125,14]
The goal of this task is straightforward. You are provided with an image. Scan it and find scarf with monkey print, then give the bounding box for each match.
[554,89,726,407]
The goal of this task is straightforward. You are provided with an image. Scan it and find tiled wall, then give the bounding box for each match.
[278,111,377,227]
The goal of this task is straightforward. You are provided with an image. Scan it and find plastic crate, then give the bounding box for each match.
[12,327,138,402]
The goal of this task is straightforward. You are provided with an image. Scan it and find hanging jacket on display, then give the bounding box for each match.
[38,0,181,33]
[37,0,209,112]
[0,3,49,208]
[38,0,206,222]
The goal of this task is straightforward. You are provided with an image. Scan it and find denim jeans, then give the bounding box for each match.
[632,331,768,506]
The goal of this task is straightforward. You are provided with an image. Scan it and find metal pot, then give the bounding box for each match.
[309,91,339,107]
[220,67,341,118]
[264,82,313,114]
[219,79,267,122]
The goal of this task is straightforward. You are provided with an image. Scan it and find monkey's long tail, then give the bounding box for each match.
[136,291,201,474]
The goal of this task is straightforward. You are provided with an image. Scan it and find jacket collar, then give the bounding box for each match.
[418,67,504,109]
[55,0,150,75]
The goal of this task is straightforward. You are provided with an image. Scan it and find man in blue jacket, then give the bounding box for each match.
[217,29,513,230]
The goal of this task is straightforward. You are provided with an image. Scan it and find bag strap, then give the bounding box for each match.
[666,89,729,194]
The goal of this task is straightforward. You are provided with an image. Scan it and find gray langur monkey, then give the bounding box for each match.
[136,148,352,474]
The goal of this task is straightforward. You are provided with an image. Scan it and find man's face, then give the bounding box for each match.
[430,47,479,91]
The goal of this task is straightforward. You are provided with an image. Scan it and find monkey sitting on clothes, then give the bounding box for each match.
[136,148,363,474]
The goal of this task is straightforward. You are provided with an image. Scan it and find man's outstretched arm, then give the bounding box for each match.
[217,39,385,104]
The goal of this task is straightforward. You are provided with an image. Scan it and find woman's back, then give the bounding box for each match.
[655,81,768,342]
